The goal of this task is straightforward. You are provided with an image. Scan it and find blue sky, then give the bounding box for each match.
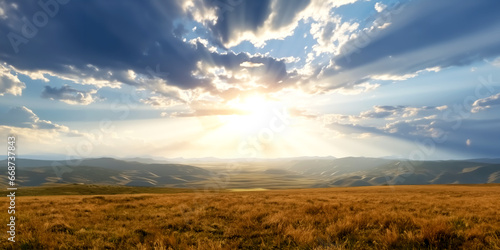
[0,0,499,160]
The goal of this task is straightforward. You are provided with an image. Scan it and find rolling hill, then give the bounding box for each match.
[0,158,211,187]
[284,158,500,187]
[1,157,499,188]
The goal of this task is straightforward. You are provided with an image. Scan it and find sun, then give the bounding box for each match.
[238,95,269,116]
[220,95,277,134]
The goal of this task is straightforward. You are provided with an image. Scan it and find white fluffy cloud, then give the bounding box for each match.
[374,2,387,13]
[310,16,360,56]
[0,64,25,96]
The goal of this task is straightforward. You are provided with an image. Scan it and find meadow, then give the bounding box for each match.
[1,184,500,249]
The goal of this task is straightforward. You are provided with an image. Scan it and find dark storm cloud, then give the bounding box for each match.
[0,0,290,93]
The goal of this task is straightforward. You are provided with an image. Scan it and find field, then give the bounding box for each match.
[2,185,500,249]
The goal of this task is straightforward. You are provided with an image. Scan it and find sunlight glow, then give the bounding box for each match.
[220,95,277,134]
[238,95,269,115]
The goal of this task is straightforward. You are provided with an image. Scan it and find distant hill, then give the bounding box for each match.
[1,157,499,188]
[466,158,500,164]
[0,158,211,187]
[284,158,500,187]
[288,157,395,176]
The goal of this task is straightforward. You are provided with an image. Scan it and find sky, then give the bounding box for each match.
[0,0,499,160]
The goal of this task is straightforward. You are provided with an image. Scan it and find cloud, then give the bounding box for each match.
[322,105,452,139]
[326,105,448,122]
[334,82,380,95]
[201,0,274,47]
[0,0,292,104]
[191,0,359,48]
[0,0,189,88]
[365,105,447,119]
[41,85,100,105]
[490,57,500,68]
[374,2,387,13]
[196,0,310,47]
[0,106,74,131]
[0,107,86,156]
[471,92,500,113]
[310,15,359,56]
[383,118,439,137]
[371,73,417,81]
[2,0,499,117]
[0,64,25,96]
[0,106,38,128]
[0,106,86,153]
[336,1,500,70]
[327,115,445,140]
[140,95,185,108]
[312,0,500,92]
[359,105,407,119]
[240,62,265,68]
[321,104,500,157]
[370,66,441,81]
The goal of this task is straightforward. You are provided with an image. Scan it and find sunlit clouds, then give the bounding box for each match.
[0,0,499,159]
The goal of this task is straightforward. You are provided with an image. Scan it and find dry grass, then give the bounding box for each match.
[2,185,500,249]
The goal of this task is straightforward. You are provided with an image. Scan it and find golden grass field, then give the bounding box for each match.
[2,184,500,249]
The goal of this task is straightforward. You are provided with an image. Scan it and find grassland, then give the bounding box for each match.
[2,184,500,249]
[14,184,195,196]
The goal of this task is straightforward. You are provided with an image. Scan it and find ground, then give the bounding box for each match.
[1,184,500,249]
